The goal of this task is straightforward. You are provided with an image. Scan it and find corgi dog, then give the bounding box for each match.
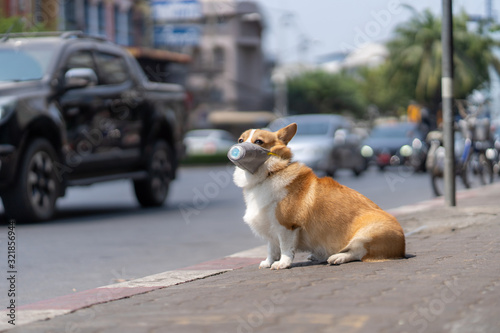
[233,123,405,270]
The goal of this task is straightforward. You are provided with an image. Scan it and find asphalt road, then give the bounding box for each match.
[1,164,437,306]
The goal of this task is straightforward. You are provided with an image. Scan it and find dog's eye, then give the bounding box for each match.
[238,138,244,143]
[254,139,264,145]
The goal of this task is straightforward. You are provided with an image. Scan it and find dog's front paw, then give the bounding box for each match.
[270,258,292,270]
[259,259,272,269]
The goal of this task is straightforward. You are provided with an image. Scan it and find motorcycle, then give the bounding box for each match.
[427,101,495,197]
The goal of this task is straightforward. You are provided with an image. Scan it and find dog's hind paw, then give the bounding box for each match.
[327,253,353,265]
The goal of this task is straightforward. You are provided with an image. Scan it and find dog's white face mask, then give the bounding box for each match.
[227,142,276,174]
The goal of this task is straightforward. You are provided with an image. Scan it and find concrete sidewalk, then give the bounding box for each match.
[3,184,500,333]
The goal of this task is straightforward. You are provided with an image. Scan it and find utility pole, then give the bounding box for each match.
[442,0,456,206]
[272,12,293,117]
[272,70,288,117]
[486,0,493,21]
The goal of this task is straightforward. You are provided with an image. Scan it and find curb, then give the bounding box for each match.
[1,182,496,331]
[0,248,266,332]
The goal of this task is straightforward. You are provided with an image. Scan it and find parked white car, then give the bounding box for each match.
[184,129,236,156]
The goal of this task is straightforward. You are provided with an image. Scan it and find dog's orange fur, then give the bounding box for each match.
[237,123,405,263]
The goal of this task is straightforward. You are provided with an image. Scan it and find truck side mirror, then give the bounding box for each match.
[64,68,98,89]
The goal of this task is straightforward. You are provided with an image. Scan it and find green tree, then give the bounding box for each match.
[358,64,407,116]
[382,8,500,112]
[287,70,367,118]
[0,12,49,34]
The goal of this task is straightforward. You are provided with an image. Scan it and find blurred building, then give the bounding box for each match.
[1,0,60,30]
[152,0,267,114]
[1,0,191,85]
[1,0,148,45]
[59,0,151,47]
[194,0,265,112]
[2,0,270,121]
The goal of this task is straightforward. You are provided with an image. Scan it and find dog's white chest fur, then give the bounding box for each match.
[233,166,291,240]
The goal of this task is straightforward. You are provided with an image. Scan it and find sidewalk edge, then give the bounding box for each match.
[2,182,498,331]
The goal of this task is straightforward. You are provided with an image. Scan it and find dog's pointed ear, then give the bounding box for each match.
[276,123,297,145]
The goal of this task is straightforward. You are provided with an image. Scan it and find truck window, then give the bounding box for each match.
[95,52,129,85]
[65,50,95,70]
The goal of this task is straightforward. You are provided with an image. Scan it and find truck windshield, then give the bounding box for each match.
[0,46,55,82]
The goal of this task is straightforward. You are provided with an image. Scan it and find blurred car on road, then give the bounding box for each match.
[361,122,428,171]
[184,129,236,156]
[0,32,188,222]
[268,114,367,177]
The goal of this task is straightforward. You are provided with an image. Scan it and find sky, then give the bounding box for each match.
[254,0,492,64]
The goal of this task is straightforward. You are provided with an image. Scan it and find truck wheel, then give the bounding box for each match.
[2,138,61,222]
[134,140,172,207]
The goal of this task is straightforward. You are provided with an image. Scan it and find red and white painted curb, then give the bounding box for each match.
[0,247,266,331]
[2,182,498,331]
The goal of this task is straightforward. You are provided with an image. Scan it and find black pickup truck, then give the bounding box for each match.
[0,32,188,222]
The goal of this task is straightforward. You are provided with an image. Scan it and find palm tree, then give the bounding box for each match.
[384,8,500,113]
